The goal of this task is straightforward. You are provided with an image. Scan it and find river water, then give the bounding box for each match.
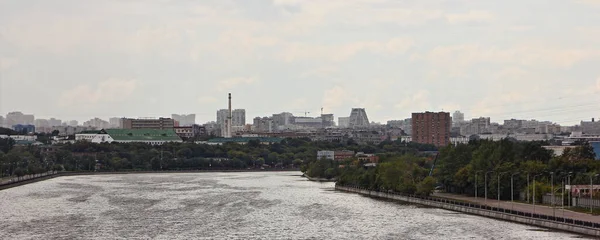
[0,172,588,239]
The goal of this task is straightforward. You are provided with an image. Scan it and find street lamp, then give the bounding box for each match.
[567,172,573,208]
[475,170,483,199]
[485,171,494,205]
[550,171,555,218]
[533,173,543,217]
[498,172,507,209]
[511,172,520,211]
[590,173,599,214]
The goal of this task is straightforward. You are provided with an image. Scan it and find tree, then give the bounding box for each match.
[416,176,436,196]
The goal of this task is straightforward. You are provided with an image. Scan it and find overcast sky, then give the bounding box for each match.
[1,0,600,125]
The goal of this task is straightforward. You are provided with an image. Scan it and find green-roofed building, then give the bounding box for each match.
[203,137,283,145]
[91,129,182,145]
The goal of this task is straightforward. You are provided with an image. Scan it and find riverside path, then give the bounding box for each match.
[434,192,600,224]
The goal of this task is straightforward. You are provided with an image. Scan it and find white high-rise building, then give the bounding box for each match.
[109,117,122,128]
[6,112,34,126]
[452,111,465,124]
[348,108,369,128]
[217,109,228,128]
[232,109,245,126]
[172,114,196,126]
[338,117,350,128]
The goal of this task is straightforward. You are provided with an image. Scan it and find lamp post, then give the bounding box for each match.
[526,172,530,204]
[511,172,520,211]
[550,171,555,218]
[590,173,599,214]
[533,173,543,217]
[562,178,565,220]
[485,171,493,205]
[567,172,572,208]
[498,172,506,209]
[476,170,482,199]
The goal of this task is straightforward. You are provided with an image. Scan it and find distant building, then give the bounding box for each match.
[356,152,379,163]
[253,117,274,133]
[120,118,175,130]
[452,111,465,125]
[316,150,355,161]
[321,114,335,127]
[412,112,451,147]
[92,129,182,145]
[171,114,196,127]
[109,117,122,128]
[174,124,203,139]
[0,116,4,127]
[52,126,96,136]
[348,108,370,128]
[317,150,335,160]
[204,137,283,145]
[6,112,34,126]
[68,120,79,126]
[232,109,246,126]
[338,117,350,128]
[581,119,600,135]
[75,130,101,141]
[83,118,110,129]
[12,124,35,134]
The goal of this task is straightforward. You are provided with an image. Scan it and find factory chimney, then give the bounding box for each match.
[226,93,232,138]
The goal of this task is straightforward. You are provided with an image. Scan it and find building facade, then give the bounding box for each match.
[348,108,370,128]
[412,112,451,147]
[120,118,175,130]
[338,117,350,128]
[232,109,246,126]
[171,114,196,127]
[12,124,35,134]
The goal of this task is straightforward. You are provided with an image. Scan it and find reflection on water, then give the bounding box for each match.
[0,172,586,239]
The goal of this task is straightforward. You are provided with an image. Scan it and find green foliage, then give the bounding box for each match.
[434,139,600,200]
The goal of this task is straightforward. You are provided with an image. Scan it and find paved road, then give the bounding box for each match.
[433,192,600,224]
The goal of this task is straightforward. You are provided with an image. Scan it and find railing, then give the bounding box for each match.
[337,184,600,229]
[0,171,60,187]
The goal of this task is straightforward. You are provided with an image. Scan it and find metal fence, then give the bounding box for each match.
[337,184,600,229]
[574,197,600,208]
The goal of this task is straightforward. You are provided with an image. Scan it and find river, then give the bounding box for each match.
[0,172,587,239]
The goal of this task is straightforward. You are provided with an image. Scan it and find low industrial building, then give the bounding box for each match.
[91,129,182,145]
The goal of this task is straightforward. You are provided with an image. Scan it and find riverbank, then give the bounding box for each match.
[336,185,600,237]
[303,174,337,182]
[0,169,300,191]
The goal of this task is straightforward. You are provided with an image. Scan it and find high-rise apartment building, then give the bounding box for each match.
[452,111,464,124]
[338,117,350,128]
[321,114,335,127]
[348,108,370,128]
[6,112,34,126]
[109,117,122,128]
[412,112,451,147]
[120,118,175,130]
[232,109,245,126]
[171,114,196,126]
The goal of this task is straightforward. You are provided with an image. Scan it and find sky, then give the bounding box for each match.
[1,0,600,125]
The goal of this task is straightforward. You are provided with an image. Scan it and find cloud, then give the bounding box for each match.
[445,10,494,24]
[279,37,414,62]
[322,86,349,110]
[216,77,257,91]
[394,90,431,111]
[575,0,600,6]
[198,96,217,104]
[416,44,600,77]
[58,78,137,107]
[0,57,18,70]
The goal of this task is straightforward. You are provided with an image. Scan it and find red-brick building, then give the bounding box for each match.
[412,112,451,147]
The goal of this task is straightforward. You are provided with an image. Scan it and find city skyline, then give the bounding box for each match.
[1,1,600,125]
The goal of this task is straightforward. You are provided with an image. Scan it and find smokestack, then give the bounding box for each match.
[227,93,232,138]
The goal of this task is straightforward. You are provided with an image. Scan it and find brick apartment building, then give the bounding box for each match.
[121,118,175,130]
[412,112,451,147]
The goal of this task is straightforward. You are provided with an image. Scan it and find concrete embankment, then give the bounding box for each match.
[336,185,600,237]
[303,175,336,182]
[0,169,300,190]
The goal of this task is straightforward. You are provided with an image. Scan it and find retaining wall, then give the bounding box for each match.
[336,185,600,237]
